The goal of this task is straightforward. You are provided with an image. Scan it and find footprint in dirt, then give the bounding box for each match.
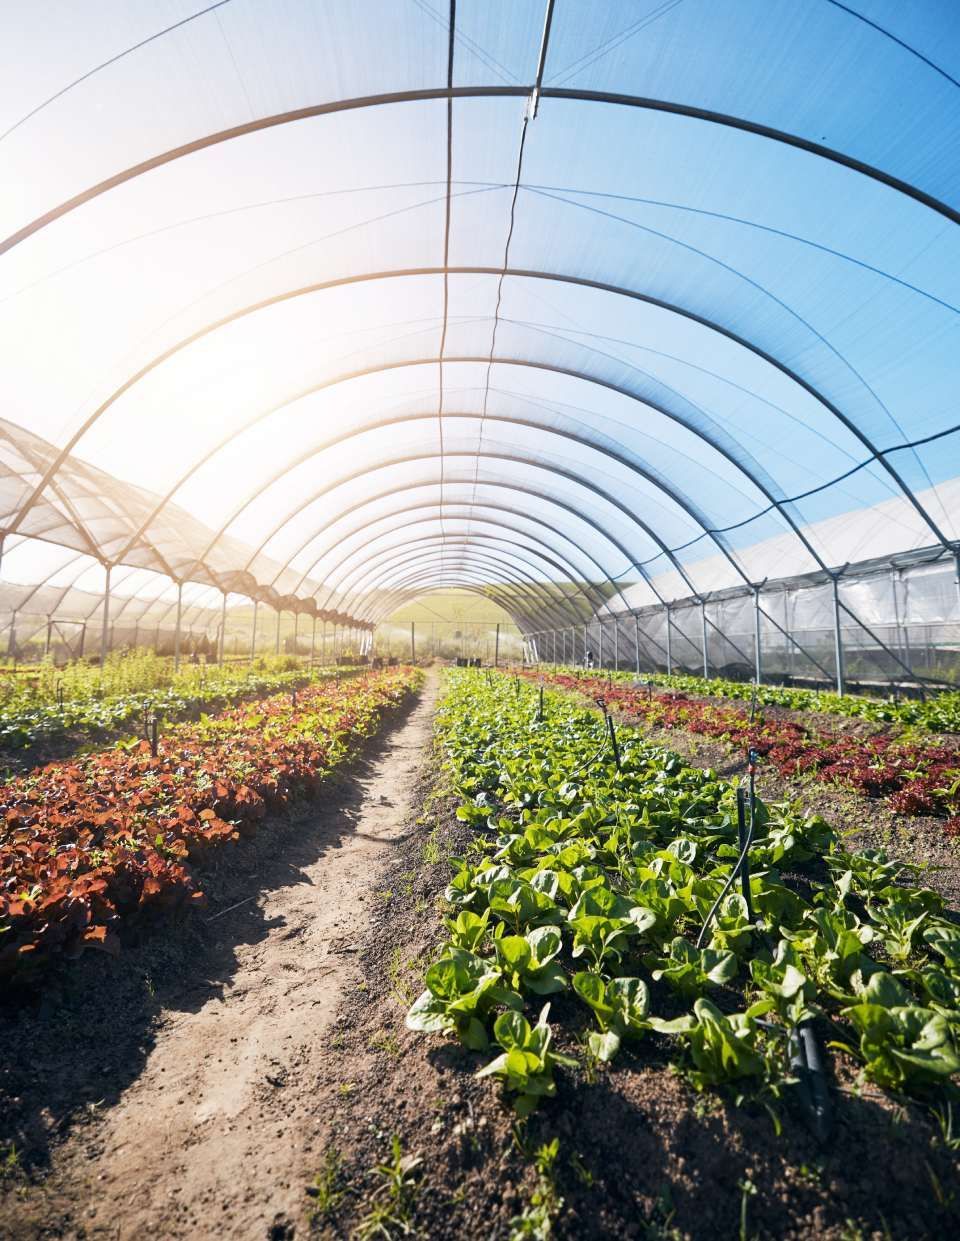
[269,1214,295,1239]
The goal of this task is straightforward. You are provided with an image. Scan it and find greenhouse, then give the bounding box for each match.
[2,3,960,1239]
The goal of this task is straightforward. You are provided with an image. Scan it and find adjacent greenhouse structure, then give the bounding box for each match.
[2,0,959,692]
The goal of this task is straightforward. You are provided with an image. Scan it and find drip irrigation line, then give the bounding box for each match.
[696,750,758,949]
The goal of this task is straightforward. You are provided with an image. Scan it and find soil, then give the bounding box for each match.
[3,670,959,1240]
[243,727,960,1241]
[0,675,437,1240]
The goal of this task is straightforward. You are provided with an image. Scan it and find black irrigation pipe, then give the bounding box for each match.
[789,1021,834,1145]
[696,747,758,948]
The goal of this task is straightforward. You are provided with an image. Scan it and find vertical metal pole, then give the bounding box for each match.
[494,622,500,666]
[700,600,709,678]
[250,600,258,664]
[598,621,604,669]
[410,620,416,662]
[310,615,317,666]
[322,620,327,665]
[753,585,762,685]
[45,616,52,657]
[100,565,112,667]
[634,614,641,675]
[173,580,183,671]
[293,610,300,658]
[614,619,620,671]
[275,607,281,655]
[665,605,673,674]
[219,592,227,665]
[832,576,845,696]
[7,609,17,662]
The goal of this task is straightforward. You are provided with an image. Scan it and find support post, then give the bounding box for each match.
[100,565,112,667]
[411,620,416,662]
[310,615,317,666]
[598,621,604,669]
[293,610,300,658]
[250,600,258,664]
[494,622,500,667]
[275,608,281,655]
[321,620,327,665]
[614,619,620,671]
[753,585,762,685]
[173,580,183,671]
[700,600,709,678]
[45,616,52,658]
[665,605,673,674]
[7,609,16,662]
[634,614,641,675]
[832,576,845,696]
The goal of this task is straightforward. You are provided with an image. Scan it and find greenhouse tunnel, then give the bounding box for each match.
[2,0,960,691]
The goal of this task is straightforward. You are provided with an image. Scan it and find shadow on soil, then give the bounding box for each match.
[0,693,420,1179]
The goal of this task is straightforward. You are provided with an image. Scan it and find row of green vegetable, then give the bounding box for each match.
[558,666,960,733]
[0,652,353,752]
[406,670,960,1123]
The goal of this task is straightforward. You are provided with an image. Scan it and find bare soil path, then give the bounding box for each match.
[1,673,438,1241]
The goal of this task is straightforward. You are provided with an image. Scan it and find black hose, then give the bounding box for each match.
[696,750,758,949]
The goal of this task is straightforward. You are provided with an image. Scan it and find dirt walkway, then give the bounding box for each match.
[3,673,438,1241]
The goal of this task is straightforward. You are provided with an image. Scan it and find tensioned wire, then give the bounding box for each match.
[0,1,235,143]
[437,0,458,582]
[468,0,556,540]
[521,184,945,517]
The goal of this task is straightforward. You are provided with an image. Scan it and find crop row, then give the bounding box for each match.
[0,666,422,978]
[557,666,960,734]
[521,669,960,831]
[0,659,348,752]
[407,670,959,1121]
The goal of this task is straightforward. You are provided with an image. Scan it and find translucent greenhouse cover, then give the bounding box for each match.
[1,0,959,634]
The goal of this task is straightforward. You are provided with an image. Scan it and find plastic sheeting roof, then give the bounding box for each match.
[1,0,959,633]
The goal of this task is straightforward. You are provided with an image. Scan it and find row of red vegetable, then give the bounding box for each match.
[519,670,960,833]
[0,667,422,979]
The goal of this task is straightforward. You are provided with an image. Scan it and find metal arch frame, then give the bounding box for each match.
[230,416,753,595]
[95,285,880,579]
[285,477,656,607]
[352,543,587,622]
[69,271,948,577]
[347,551,584,631]
[364,573,544,633]
[359,559,569,631]
[229,445,710,604]
[305,505,624,613]
[320,524,609,616]
[357,562,563,630]
[334,535,604,620]
[230,398,829,584]
[4,84,957,255]
[6,248,951,562]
